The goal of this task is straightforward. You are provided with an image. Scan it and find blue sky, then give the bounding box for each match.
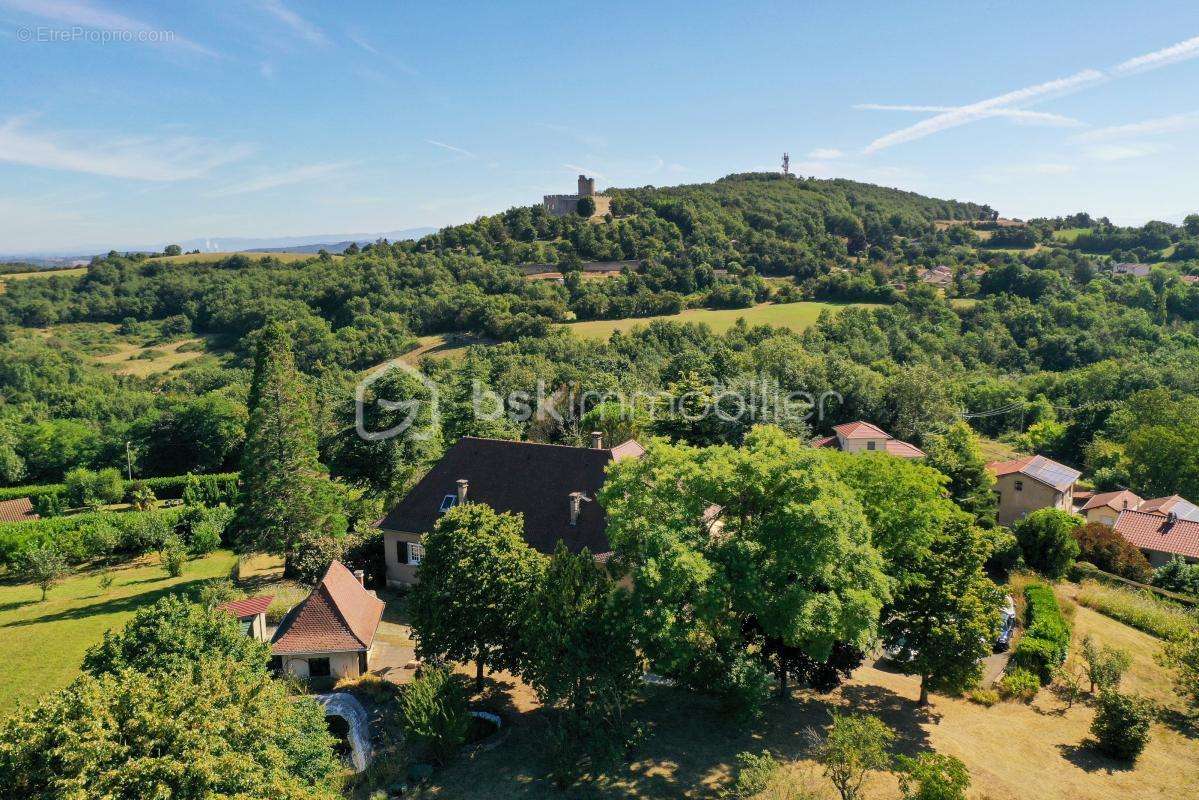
[1,0,1198,253]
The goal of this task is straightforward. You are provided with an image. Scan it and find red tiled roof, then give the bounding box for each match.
[1082,489,1143,512]
[1138,496,1199,521]
[217,595,274,619]
[1114,509,1199,560]
[271,561,384,655]
[884,439,926,458]
[832,421,891,439]
[0,497,39,523]
[812,435,838,449]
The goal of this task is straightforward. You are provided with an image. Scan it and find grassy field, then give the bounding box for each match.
[976,436,1026,463]
[0,550,238,709]
[1053,227,1091,243]
[409,582,1199,800]
[0,267,87,292]
[565,301,882,340]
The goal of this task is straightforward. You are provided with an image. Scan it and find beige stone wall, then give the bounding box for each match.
[839,437,890,454]
[278,650,364,681]
[1085,507,1120,527]
[542,193,611,219]
[994,473,1070,527]
[384,529,423,587]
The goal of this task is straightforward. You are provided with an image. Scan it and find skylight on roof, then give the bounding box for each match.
[438,494,458,513]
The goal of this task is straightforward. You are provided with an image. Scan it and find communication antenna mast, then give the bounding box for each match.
[781,152,791,176]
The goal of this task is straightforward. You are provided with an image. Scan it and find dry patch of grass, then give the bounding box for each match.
[565,301,882,340]
[91,336,219,376]
[149,251,337,264]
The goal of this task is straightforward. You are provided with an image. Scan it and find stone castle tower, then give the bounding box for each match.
[543,174,610,218]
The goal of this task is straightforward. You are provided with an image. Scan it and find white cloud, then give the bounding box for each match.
[0,0,218,56]
[855,104,1083,127]
[1113,34,1199,75]
[1075,111,1199,142]
[0,117,253,180]
[564,163,605,180]
[1085,144,1158,161]
[863,69,1105,154]
[425,139,476,158]
[808,148,845,159]
[257,0,326,45]
[206,161,352,197]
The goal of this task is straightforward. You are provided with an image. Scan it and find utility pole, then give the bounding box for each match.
[781,152,791,176]
[125,441,133,481]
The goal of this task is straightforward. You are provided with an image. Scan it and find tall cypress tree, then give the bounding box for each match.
[233,322,345,565]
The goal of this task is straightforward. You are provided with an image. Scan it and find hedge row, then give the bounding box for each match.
[1011,583,1072,683]
[0,472,239,503]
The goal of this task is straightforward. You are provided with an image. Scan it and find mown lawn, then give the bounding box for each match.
[564,301,882,340]
[0,550,238,709]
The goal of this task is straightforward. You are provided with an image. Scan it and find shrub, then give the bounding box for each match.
[815,712,895,800]
[1068,561,1100,582]
[1152,556,1199,596]
[1076,580,1196,640]
[966,688,999,707]
[1011,584,1071,683]
[161,535,187,577]
[1158,631,1199,708]
[1072,522,1153,583]
[19,545,68,601]
[1090,690,1155,761]
[64,467,124,508]
[896,752,970,800]
[399,666,470,766]
[181,504,233,555]
[727,750,780,799]
[997,668,1040,702]
[1013,508,1080,579]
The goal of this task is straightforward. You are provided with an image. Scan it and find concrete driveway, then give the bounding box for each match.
[369,620,419,684]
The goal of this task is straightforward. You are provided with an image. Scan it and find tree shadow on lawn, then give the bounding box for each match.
[1,576,212,628]
[1056,742,1136,774]
[422,681,936,799]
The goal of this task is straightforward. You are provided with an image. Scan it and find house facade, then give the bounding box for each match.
[270,561,384,683]
[812,421,925,459]
[1080,489,1143,527]
[987,455,1080,528]
[378,435,644,587]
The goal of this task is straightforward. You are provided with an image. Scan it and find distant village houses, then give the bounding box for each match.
[812,421,925,459]
[1112,262,1152,278]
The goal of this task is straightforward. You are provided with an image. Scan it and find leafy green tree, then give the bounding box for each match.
[1124,423,1199,502]
[576,196,596,217]
[146,393,247,475]
[399,665,471,766]
[922,421,997,526]
[19,545,68,601]
[1073,522,1152,583]
[125,480,157,511]
[163,243,183,256]
[1159,630,1199,708]
[1152,556,1199,596]
[0,660,340,800]
[1080,634,1131,693]
[601,427,890,715]
[815,712,895,800]
[82,595,269,676]
[231,323,346,569]
[0,419,26,484]
[1090,690,1155,761]
[409,503,546,691]
[521,544,642,785]
[1012,508,1081,578]
[896,752,970,800]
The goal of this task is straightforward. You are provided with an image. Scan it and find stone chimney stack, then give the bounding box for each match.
[569,491,587,526]
[456,479,469,505]
[590,431,604,449]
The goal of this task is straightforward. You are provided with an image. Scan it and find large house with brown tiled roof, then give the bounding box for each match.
[377,435,644,588]
[270,561,384,682]
[1113,508,1199,566]
[987,454,1080,527]
[812,421,925,459]
[0,497,39,524]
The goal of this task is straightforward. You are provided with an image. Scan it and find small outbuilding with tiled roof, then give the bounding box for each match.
[1113,508,1199,566]
[216,594,273,641]
[271,561,384,683]
[1080,489,1143,527]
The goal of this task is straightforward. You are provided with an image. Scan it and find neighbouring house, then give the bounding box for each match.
[812,421,925,459]
[1113,509,1199,566]
[1112,262,1151,278]
[1080,489,1143,527]
[1136,494,1199,522]
[0,497,39,523]
[524,271,565,284]
[1181,274,1199,285]
[987,455,1081,528]
[217,594,273,641]
[378,434,645,587]
[917,265,954,288]
[270,561,384,682]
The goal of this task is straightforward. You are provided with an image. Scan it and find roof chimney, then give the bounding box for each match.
[1167,511,1178,526]
[590,431,604,449]
[456,479,469,505]
[569,491,588,526]
[352,569,365,587]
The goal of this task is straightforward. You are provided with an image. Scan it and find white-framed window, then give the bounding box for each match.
[407,542,425,565]
[438,494,457,513]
